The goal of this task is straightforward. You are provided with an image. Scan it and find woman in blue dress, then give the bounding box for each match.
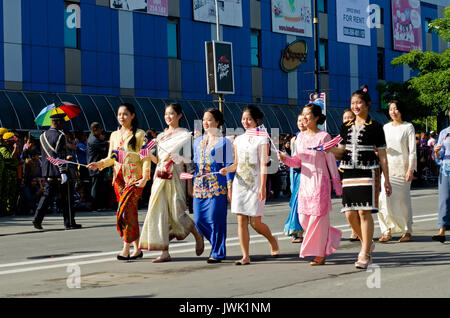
[284,113,305,243]
[432,106,450,243]
[193,108,235,263]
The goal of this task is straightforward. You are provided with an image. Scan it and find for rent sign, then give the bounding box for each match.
[336,0,371,46]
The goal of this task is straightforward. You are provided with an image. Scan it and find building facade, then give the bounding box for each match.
[0,0,448,134]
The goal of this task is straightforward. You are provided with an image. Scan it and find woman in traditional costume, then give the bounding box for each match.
[284,113,305,243]
[139,103,204,262]
[378,100,416,243]
[279,104,342,266]
[88,103,151,261]
[328,85,392,269]
[219,105,279,266]
[193,108,234,263]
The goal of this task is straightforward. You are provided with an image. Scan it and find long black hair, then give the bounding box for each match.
[119,103,138,151]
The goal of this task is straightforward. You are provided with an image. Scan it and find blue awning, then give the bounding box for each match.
[0,90,388,136]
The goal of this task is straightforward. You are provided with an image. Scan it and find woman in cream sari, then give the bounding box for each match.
[139,103,204,262]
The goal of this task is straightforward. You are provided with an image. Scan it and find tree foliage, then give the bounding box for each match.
[391,49,449,115]
[429,6,450,42]
[390,8,449,116]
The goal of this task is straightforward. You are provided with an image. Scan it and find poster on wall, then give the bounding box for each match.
[110,0,147,12]
[110,0,168,16]
[193,0,243,27]
[147,0,168,16]
[336,0,371,46]
[271,0,312,37]
[391,0,422,52]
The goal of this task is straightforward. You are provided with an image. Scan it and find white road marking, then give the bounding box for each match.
[0,214,438,276]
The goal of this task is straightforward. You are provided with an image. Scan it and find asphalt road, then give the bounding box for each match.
[0,187,448,300]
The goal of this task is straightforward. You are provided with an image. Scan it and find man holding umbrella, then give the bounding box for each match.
[33,113,81,230]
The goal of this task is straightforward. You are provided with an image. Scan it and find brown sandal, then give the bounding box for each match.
[398,233,411,242]
[310,256,325,266]
[378,231,392,242]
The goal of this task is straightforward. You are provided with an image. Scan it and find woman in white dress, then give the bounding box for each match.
[378,100,416,242]
[219,105,279,265]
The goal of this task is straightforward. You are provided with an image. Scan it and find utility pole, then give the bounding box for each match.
[215,0,224,115]
[313,0,319,94]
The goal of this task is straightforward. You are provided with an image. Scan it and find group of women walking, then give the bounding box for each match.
[86,84,450,270]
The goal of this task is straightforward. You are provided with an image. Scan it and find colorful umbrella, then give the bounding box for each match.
[34,102,81,127]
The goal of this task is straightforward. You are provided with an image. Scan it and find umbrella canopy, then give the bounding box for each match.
[34,102,81,127]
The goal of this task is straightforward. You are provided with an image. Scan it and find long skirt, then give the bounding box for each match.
[284,168,303,237]
[193,194,227,260]
[378,175,413,235]
[438,172,450,229]
[139,177,195,251]
[299,213,341,258]
[114,171,143,244]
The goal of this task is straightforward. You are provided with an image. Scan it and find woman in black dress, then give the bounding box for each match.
[328,86,392,269]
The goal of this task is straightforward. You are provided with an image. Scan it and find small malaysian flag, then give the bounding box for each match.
[180,172,194,180]
[310,135,343,151]
[111,149,126,163]
[47,156,68,166]
[246,124,269,137]
[139,138,156,159]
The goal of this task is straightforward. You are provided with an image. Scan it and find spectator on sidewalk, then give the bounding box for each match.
[87,122,109,211]
[0,132,19,216]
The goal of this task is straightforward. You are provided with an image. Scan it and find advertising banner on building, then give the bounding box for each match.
[147,0,168,16]
[391,0,422,52]
[193,0,243,27]
[205,41,235,95]
[271,0,312,37]
[336,0,371,46]
[110,0,147,12]
[110,0,168,16]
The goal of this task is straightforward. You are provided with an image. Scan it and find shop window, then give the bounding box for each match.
[168,18,180,59]
[251,29,261,67]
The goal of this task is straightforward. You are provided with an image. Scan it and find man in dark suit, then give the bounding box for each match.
[33,113,81,230]
[87,122,109,211]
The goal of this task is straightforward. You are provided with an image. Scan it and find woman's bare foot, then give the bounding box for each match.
[152,251,171,263]
[270,236,280,257]
[235,257,250,265]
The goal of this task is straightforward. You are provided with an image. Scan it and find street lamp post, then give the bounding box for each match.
[313,0,319,94]
[215,0,224,115]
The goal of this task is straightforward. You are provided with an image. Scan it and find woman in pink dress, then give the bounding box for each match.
[279,104,342,265]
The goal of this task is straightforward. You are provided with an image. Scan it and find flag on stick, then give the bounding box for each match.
[180,172,220,179]
[111,149,126,163]
[245,125,269,137]
[246,124,280,154]
[180,172,194,180]
[47,156,88,167]
[139,138,156,159]
[309,135,343,151]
